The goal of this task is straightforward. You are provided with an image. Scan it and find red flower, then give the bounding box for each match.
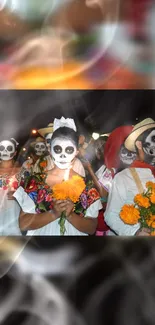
[88,188,100,200]
[45,194,53,202]
[26,179,38,193]
[37,189,46,204]
[12,181,18,190]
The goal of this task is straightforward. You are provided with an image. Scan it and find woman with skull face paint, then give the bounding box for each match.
[14,117,102,236]
[0,138,22,235]
[38,123,86,177]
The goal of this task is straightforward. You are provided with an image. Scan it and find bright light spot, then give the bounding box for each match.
[28,156,31,159]
[23,148,26,151]
[92,133,100,140]
[32,129,37,134]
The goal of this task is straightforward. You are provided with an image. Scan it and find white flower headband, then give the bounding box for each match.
[53,117,77,132]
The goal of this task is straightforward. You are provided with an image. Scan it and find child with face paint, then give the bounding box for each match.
[0,138,22,235]
[104,118,155,236]
[14,117,102,236]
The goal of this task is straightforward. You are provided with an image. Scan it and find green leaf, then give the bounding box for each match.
[38,203,47,212]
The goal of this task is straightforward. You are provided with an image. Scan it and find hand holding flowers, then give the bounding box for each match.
[120,181,155,236]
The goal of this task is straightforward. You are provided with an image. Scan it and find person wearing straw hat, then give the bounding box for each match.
[104,118,155,236]
[38,123,54,152]
[38,122,86,178]
[22,137,48,173]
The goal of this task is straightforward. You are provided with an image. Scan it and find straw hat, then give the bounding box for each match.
[125,118,155,152]
[30,137,45,147]
[38,123,54,138]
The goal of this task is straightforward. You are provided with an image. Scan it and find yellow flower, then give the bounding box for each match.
[52,175,85,203]
[120,205,140,225]
[134,194,150,208]
[146,215,155,227]
[150,194,155,204]
[146,182,155,190]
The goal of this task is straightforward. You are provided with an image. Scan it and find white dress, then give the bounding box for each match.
[14,186,102,236]
[104,168,155,236]
[0,173,22,235]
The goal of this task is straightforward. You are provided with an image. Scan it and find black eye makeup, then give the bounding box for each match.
[65,146,75,154]
[0,146,4,151]
[7,146,13,152]
[54,145,62,154]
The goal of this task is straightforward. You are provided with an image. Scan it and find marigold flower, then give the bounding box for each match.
[52,175,85,203]
[134,194,150,208]
[146,182,155,190]
[150,194,155,204]
[120,204,140,225]
[146,215,155,227]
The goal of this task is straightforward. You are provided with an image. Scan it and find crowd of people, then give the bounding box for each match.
[1,115,155,236]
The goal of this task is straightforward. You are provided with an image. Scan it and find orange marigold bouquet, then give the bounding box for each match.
[52,175,86,235]
[120,182,155,236]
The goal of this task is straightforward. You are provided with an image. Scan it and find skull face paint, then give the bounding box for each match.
[34,142,46,156]
[119,145,137,166]
[0,140,16,161]
[45,133,53,152]
[51,138,77,169]
[142,129,155,166]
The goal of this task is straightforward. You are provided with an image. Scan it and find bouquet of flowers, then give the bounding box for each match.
[52,175,85,234]
[120,181,155,236]
[20,171,99,235]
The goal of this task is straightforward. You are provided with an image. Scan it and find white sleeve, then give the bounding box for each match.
[104,176,140,236]
[85,199,102,219]
[13,187,36,214]
[73,158,85,177]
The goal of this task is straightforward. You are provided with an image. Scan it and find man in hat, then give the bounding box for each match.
[104,118,155,236]
[38,123,86,177]
[22,137,48,173]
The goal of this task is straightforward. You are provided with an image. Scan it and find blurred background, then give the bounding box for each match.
[0,0,154,89]
[0,236,155,325]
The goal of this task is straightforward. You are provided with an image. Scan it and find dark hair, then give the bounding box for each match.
[27,146,36,157]
[51,127,78,148]
[10,139,18,150]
